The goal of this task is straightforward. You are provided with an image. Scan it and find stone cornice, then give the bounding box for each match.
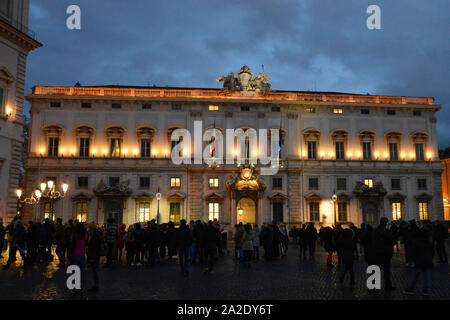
[0,20,42,51]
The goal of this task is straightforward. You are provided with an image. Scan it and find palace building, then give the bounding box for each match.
[22,66,445,228]
[0,0,41,222]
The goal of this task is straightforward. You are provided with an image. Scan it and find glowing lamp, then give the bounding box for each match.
[328,151,334,158]
[40,147,45,155]
[60,148,66,155]
[92,148,97,156]
[16,189,22,198]
[401,152,406,160]
[409,152,415,159]
[357,151,362,158]
[47,180,54,190]
[70,148,76,156]
[40,182,47,192]
[152,149,158,156]
[347,152,353,158]
[383,152,389,159]
[6,107,12,117]
[62,183,69,193]
[102,149,107,156]
[426,153,432,160]
[164,149,169,157]
[123,148,128,156]
[374,152,380,159]
[319,151,325,158]
[34,190,42,198]
[133,148,138,156]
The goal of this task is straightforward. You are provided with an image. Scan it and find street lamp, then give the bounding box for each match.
[332,191,338,227]
[156,188,161,225]
[16,188,42,205]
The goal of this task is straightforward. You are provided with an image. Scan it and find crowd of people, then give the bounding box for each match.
[0,215,447,296]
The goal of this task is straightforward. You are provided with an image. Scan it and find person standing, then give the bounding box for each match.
[432,221,448,264]
[305,223,318,260]
[175,219,192,276]
[70,223,88,294]
[337,228,357,285]
[117,224,126,264]
[166,221,177,261]
[125,225,135,266]
[87,222,103,292]
[321,227,336,267]
[233,223,244,262]
[241,224,254,268]
[373,217,396,291]
[104,217,118,267]
[3,218,26,269]
[404,223,434,296]
[54,218,66,268]
[202,221,220,274]
[253,224,261,261]
[298,224,307,260]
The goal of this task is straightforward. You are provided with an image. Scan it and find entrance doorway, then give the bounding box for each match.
[237,197,256,225]
[104,201,123,225]
[363,202,378,226]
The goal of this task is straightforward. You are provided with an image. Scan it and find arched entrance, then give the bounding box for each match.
[104,201,123,225]
[237,197,256,225]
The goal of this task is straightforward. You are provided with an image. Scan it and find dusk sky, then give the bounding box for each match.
[26,0,449,148]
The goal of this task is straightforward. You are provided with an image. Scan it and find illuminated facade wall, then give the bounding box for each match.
[441,158,450,220]
[23,86,445,227]
[0,0,41,222]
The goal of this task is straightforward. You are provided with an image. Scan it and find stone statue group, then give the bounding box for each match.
[216,65,271,94]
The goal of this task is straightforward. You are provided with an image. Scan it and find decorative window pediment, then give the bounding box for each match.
[136,126,156,139]
[268,192,288,203]
[302,128,321,142]
[304,192,322,201]
[75,125,95,138]
[205,192,224,204]
[43,124,64,137]
[0,67,15,84]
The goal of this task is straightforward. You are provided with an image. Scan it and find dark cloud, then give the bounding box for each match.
[26,0,449,147]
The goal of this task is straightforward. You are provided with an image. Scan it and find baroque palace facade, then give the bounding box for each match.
[0,0,41,222]
[22,66,444,228]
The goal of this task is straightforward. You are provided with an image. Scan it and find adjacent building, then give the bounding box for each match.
[23,66,445,228]
[441,154,450,220]
[0,0,41,222]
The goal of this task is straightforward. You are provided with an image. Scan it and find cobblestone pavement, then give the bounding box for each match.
[0,242,448,300]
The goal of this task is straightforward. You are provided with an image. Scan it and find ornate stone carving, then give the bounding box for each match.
[217,65,271,94]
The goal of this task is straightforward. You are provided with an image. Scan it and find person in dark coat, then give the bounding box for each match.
[25,221,39,266]
[335,224,344,265]
[349,223,360,258]
[146,220,160,266]
[166,221,177,261]
[400,220,416,267]
[0,218,5,258]
[390,221,400,253]
[272,221,282,258]
[158,223,168,260]
[432,221,448,263]
[305,223,318,260]
[321,227,336,267]
[361,224,376,265]
[87,223,103,292]
[404,223,434,296]
[3,219,26,269]
[373,217,396,290]
[54,218,66,268]
[133,223,145,267]
[337,228,357,285]
[201,220,220,273]
[191,220,204,264]
[175,219,193,276]
[298,224,308,259]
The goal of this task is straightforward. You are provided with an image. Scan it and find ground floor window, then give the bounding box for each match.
[309,202,320,221]
[418,201,429,220]
[273,202,283,222]
[43,202,55,221]
[392,202,402,221]
[338,202,348,222]
[208,202,219,221]
[137,201,150,222]
[76,201,87,223]
[169,202,181,223]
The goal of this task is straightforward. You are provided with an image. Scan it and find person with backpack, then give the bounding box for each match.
[175,219,192,276]
[87,222,103,292]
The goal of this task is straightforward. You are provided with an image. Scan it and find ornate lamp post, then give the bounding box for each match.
[332,191,338,227]
[16,188,42,205]
[156,188,161,225]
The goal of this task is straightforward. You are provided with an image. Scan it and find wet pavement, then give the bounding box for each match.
[0,242,448,300]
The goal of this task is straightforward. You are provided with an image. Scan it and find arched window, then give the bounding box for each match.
[136,126,156,158]
[385,131,402,161]
[302,129,321,160]
[43,125,64,157]
[268,128,286,157]
[167,126,184,157]
[105,126,126,157]
[410,132,428,161]
[74,125,95,157]
[359,130,375,160]
[331,130,348,160]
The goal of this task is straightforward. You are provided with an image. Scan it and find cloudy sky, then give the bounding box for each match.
[26,0,449,147]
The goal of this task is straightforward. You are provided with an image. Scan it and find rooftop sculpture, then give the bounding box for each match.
[216,65,271,94]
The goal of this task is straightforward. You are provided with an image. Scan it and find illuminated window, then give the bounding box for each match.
[333,108,343,114]
[338,202,348,221]
[335,141,345,160]
[209,105,219,111]
[79,138,90,157]
[306,107,316,113]
[364,179,373,188]
[208,202,220,221]
[105,126,125,157]
[47,137,59,157]
[386,132,401,160]
[309,202,320,221]
[138,201,150,222]
[110,138,121,157]
[307,141,317,159]
[392,202,402,221]
[209,177,219,188]
[169,202,181,223]
[43,202,55,221]
[76,201,87,223]
[415,143,424,161]
[359,131,375,160]
[418,201,429,220]
[170,177,181,188]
